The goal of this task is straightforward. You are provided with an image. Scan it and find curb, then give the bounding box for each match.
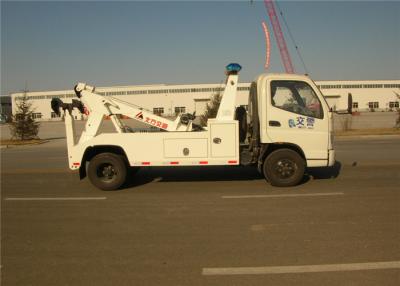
[0,140,50,148]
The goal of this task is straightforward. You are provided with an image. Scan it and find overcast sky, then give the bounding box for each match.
[1,0,399,94]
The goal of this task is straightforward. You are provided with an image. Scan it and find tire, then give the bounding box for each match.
[87,153,127,191]
[263,148,305,187]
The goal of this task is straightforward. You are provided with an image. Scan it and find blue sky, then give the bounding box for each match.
[1,1,399,94]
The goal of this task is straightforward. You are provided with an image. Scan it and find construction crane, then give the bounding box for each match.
[263,0,295,74]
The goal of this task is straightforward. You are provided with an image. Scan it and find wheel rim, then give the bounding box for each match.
[273,159,297,180]
[96,163,117,182]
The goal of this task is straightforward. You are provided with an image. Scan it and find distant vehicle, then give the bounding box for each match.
[53,64,343,191]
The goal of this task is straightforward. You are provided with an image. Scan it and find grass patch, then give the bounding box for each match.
[0,139,48,146]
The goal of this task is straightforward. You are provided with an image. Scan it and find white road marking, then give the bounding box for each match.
[5,197,107,201]
[222,192,344,199]
[202,261,400,276]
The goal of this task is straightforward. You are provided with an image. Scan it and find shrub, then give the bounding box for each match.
[9,90,40,140]
[200,92,222,126]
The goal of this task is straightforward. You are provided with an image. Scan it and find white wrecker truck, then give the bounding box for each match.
[52,64,341,191]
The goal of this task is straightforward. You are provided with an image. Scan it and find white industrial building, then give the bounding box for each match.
[10,79,400,121]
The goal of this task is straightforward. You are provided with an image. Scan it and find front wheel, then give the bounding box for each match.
[263,149,305,187]
[87,153,127,191]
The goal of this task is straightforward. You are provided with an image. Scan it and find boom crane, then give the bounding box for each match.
[263,0,294,74]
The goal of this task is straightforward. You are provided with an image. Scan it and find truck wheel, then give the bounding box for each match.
[88,153,127,191]
[263,149,305,187]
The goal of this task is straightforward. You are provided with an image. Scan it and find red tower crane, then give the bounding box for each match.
[263,0,295,74]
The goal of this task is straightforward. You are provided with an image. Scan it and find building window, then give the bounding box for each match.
[352,102,358,109]
[106,91,127,96]
[342,84,362,89]
[174,106,186,114]
[51,112,60,118]
[389,102,399,108]
[320,85,342,89]
[127,90,148,95]
[368,102,379,109]
[169,88,191,94]
[29,95,46,100]
[148,90,167,94]
[212,87,224,92]
[363,84,383,89]
[384,84,400,88]
[46,94,65,99]
[153,107,164,115]
[32,113,42,119]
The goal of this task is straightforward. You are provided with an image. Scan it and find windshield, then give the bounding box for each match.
[271,80,323,119]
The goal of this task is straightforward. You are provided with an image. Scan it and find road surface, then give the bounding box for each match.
[1,136,399,285]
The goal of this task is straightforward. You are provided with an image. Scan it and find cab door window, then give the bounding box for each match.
[271,80,323,119]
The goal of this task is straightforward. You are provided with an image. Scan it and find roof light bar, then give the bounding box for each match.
[225,63,242,75]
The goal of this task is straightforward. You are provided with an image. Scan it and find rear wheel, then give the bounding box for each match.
[263,149,305,187]
[88,153,127,191]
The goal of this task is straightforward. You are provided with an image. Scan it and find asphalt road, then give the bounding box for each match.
[1,136,400,285]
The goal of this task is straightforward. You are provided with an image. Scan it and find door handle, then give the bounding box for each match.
[269,120,281,127]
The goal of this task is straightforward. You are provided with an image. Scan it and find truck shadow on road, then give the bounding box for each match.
[123,161,342,189]
[124,165,263,188]
[306,161,342,181]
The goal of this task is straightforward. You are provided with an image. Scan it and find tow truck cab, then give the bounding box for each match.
[241,73,335,186]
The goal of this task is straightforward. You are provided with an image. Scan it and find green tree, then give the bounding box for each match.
[9,89,40,140]
[200,92,222,127]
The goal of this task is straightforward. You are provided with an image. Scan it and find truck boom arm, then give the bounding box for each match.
[53,63,241,147]
[72,83,196,144]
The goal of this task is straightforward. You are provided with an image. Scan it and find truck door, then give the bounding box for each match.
[265,79,329,161]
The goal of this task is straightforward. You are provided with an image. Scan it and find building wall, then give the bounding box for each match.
[10,79,400,121]
[316,80,400,112]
